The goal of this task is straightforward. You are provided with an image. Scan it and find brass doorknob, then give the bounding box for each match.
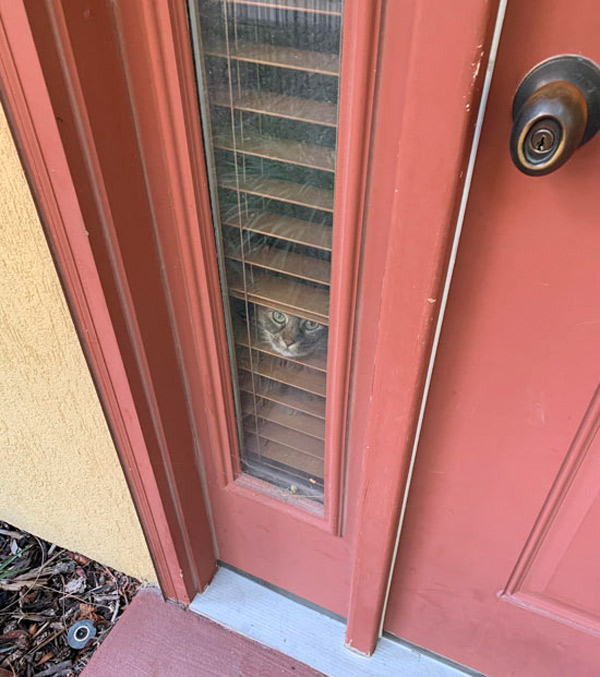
[510,55,600,176]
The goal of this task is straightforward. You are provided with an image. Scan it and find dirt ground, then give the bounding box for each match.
[0,521,141,676]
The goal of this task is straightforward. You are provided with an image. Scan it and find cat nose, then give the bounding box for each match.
[283,338,296,347]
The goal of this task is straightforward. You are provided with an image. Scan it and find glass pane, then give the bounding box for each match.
[188,0,343,504]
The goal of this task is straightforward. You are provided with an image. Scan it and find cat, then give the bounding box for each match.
[256,305,328,359]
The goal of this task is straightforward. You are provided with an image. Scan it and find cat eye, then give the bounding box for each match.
[302,320,320,331]
[272,311,287,325]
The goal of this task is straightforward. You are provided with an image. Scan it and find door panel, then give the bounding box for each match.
[385,0,600,674]
[509,387,600,633]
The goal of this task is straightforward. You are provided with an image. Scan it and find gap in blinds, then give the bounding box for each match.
[187,0,344,504]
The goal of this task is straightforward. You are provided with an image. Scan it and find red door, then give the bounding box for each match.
[385,1,600,675]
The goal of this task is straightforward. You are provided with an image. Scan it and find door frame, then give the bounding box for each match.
[0,0,216,604]
[0,0,500,654]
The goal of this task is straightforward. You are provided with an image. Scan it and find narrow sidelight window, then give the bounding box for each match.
[188,0,344,504]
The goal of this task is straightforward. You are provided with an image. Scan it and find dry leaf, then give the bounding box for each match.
[0,629,29,648]
[68,553,90,566]
[36,651,55,666]
[64,578,86,595]
[77,604,95,620]
[0,579,47,591]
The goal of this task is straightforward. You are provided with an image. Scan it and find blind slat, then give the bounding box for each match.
[238,350,326,397]
[216,0,342,17]
[239,373,326,419]
[225,234,331,285]
[211,88,338,127]
[241,395,326,439]
[214,129,336,172]
[227,267,329,324]
[205,40,340,76]
[245,435,324,479]
[247,419,324,459]
[219,174,334,212]
[222,210,332,251]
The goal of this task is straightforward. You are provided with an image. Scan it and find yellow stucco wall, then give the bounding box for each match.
[0,104,156,583]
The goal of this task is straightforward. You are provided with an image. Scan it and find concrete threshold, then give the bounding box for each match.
[190,567,475,677]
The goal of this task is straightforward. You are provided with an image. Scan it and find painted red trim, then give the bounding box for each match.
[344,0,500,654]
[111,0,241,498]
[325,0,383,533]
[0,0,190,601]
[20,0,218,600]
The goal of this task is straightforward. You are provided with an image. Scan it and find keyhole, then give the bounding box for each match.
[527,125,557,158]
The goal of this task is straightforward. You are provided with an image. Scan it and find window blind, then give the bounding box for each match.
[188,0,343,503]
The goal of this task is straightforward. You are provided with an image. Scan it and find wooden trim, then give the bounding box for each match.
[326,0,383,534]
[0,0,194,602]
[343,0,500,654]
[113,0,243,491]
[19,0,218,601]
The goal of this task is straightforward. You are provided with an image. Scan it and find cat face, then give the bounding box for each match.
[256,306,327,358]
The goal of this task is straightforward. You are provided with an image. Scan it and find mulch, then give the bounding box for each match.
[0,521,141,676]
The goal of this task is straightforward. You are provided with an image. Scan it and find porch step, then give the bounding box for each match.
[82,586,318,676]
